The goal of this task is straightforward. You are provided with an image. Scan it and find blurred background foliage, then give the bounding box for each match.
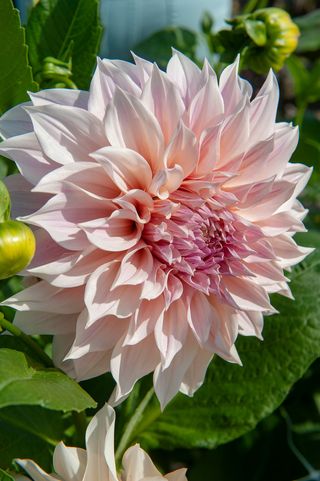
[0,0,319,480]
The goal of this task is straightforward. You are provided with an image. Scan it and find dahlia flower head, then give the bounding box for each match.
[0,51,312,408]
[16,404,186,481]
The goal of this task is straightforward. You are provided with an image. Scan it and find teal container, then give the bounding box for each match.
[15,0,231,59]
[100,0,231,58]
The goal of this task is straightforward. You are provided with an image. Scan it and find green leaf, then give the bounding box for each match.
[286,56,320,107]
[295,10,320,53]
[0,406,66,470]
[285,56,309,98]
[243,19,266,46]
[26,0,102,89]
[133,27,198,70]
[0,468,14,481]
[118,233,320,450]
[0,349,96,412]
[0,0,37,115]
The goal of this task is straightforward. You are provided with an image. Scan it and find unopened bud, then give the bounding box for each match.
[222,7,300,74]
[245,8,300,73]
[0,220,36,280]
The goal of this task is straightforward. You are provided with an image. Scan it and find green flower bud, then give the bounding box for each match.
[245,8,300,73]
[0,220,36,280]
[224,7,300,74]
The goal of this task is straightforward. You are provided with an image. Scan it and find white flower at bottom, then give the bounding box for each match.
[16,404,187,481]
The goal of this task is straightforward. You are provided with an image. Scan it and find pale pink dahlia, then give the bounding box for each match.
[0,52,312,407]
[16,404,187,481]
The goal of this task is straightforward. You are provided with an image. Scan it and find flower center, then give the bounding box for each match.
[142,197,246,295]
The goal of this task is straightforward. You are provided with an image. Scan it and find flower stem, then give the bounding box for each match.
[281,408,316,476]
[72,410,88,447]
[295,102,307,126]
[115,386,155,465]
[0,313,54,368]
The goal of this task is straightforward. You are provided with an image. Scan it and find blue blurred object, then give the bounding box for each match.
[15,0,231,59]
[100,0,231,59]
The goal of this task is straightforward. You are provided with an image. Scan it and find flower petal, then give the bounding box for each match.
[83,404,118,481]
[53,444,87,481]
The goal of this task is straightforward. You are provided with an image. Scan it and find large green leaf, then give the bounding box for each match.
[0,349,96,412]
[0,406,65,470]
[0,0,37,115]
[26,0,102,89]
[117,232,320,451]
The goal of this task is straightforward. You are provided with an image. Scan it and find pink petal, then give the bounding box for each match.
[188,69,224,136]
[33,161,120,199]
[26,104,106,164]
[123,297,165,346]
[155,299,188,369]
[164,121,198,177]
[4,280,85,314]
[80,209,143,252]
[141,64,185,143]
[167,50,202,107]
[4,174,50,218]
[0,132,58,185]
[105,88,164,173]
[111,335,159,401]
[249,70,279,143]
[154,332,199,409]
[180,348,213,396]
[91,146,152,191]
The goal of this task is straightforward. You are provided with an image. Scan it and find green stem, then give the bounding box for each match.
[0,313,54,368]
[242,0,259,14]
[281,408,316,476]
[115,387,155,465]
[72,411,88,447]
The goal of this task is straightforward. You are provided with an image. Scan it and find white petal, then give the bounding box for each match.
[53,443,87,481]
[83,404,118,481]
[0,102,32,139]
[122,444,162,481]
[16,460,58,481]
[166,468,188,481]
[26,104,106,164]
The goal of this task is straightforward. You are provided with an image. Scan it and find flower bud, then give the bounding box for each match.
[222,7,300,74]
[0,220,35,280]
[245,8,300,73]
